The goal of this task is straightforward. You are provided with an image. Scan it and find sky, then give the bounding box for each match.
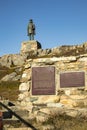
[0,0,87,56]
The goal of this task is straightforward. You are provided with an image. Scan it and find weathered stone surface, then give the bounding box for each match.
[42,125,55,130]
[59,94,87,108]
[33,96,60,104]
[25,63,31,69]
[64,88,82,95]
[0,54,12,67]
[65,110,78,118]
[39,108,53,115]
[18,92,30,101]
[60,98,77,107]
[33,56,76,64]
[70,95,87,100]
[18,93,25,101]
[19,82,30,92]
[21,69,31,82]
[36,113,49,123]
[7,128,33,130]
[0,54,26,68]
[13,75,21,81]
[12,54,26,66]
[20,40,41,54]
[78,57,87,61]
[47,103,64,107]
[1,72,20,81]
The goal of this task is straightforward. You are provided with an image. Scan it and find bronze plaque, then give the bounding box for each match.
[32,67,55,95]
[60,71,85,88]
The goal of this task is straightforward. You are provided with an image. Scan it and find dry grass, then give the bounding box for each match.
[0,66,21,101]
[0,81,20,101]
[40,114,87,130]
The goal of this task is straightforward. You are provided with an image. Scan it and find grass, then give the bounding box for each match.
[0,81,20,101]
[38,114,87,130]
[0,65,22,101]
[54,115,87,130]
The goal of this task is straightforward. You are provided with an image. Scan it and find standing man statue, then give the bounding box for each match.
[27,19,35,40]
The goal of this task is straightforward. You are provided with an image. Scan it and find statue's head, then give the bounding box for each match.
[29,19,33,23]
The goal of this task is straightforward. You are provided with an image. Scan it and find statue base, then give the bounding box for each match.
[20,40,42,53]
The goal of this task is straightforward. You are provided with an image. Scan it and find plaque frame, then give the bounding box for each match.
[32,66,55,95]
[59,71,85,88]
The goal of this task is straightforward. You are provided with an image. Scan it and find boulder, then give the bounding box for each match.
[18,91,30,101]
[34,95,60,104]
[0,54,12,67]
[12,54,26,66]
[0,54,26,68]
[65,110,78,118]
[1,72,18,81]
[19,82,30,92]
[21,69,31,82]
[42,125,55,130]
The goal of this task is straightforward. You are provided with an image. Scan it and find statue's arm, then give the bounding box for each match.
[33,24,35,30]
[33,24,35,35]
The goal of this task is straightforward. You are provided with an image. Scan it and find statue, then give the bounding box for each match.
[27,19,35,40]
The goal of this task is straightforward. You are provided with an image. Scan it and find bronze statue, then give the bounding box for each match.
[27,19,35,40]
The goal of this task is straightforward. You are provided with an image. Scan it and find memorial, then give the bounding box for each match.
[32,66,55,95]
[60,71,85,88]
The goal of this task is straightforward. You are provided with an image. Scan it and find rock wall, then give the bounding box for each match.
[18,41,87,108]
[1,40,87,108]
[1,41,87,130]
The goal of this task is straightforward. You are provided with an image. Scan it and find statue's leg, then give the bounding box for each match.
[29,34,31,40]
[32,34,34,40]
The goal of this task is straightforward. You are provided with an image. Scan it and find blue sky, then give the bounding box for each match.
[0,0,87,56]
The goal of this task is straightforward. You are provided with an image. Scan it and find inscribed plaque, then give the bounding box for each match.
[32,67,55,95]
[60,71,85,88]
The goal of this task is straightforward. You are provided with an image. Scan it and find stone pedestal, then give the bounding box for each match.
[20,40,42,53]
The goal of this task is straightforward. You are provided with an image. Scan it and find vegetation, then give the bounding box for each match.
[0,65,21,101]
[0,81,20,101]
[34,114,87,130]
[53,115,87,130]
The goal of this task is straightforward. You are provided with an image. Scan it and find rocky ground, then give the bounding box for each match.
[1,101,87,130]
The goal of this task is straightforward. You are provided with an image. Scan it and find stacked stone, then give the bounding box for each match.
[8,41,87,129]
[18,59,33,111]
[18,55,87,108]
[17,41,87,110]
